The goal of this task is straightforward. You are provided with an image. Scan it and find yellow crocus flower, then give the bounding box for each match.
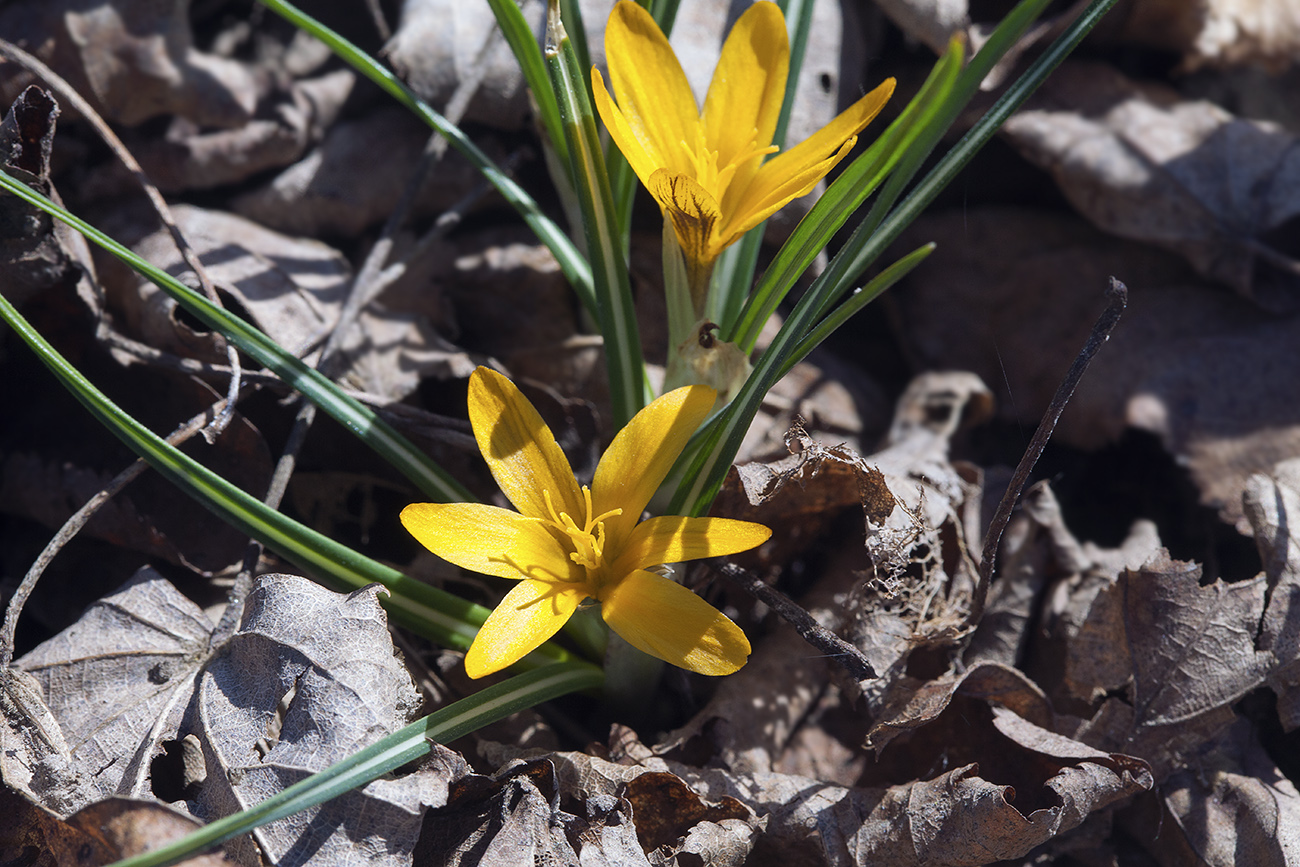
[401,367,771,679]
[592,0,895,306]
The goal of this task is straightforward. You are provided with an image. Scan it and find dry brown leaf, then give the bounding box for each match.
[1003,61,1300,305]
[892,204,1300,534]
[1120,717,1300,867]
[192,576,462,867]
[0,0,257,128]
[12,567,212,812]
[1243,457,1300,731]
[0,85,94,311]
[665,372,989,776]
[230,106,504,238]
[7,570,460,865]
[124,68,355,194]
[0,788,227,866]
[967,479,1163,674]
[542,722,1149,867]
[1108,0,1300,70]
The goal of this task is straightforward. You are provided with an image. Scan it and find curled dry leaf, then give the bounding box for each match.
[1123,717,1300,866]
[0,85,94,310]
[0,790,224,867]
[230,106,504,239]
[674,372,989,776]
[418,758,733,867]
[126,68,356,194]
[1243,457,1300,730]
[1003,61,1300,306]
[1036,458,1300,783]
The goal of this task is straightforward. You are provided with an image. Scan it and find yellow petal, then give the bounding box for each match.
[592,69,664,196]
[591,383,716,550]
[648,169,723,289]
[702,1,788,198]
[718,137,857,244]
[600,570,750,675]
[464,578,587,678]
[733,78,894,225]
[613,515,771,574]
[400,502,584,584]
[604,0,700,179]
[468,366,582,521]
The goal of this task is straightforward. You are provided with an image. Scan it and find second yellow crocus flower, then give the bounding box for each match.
[401,367,771,679]
[592,0,895,309]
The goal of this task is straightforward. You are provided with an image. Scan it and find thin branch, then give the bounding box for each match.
[717,562,877,681]
[967,277,1128,628]
[0,399,235,671]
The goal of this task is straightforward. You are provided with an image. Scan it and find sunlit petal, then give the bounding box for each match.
[605,0,700,178]
[468,367,583,521]
[703,1,787,198]
[400,502,583,584]
[464,578,587,678]
[613,515,771,574]
[719,138,858,244]
[593,70,664,194]
[591,384,715,548]
[735,79,895,221]
[600,570,750,675]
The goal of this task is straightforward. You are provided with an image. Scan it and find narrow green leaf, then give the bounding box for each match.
[728,41,964,352]
[546,0,647,424]
[0,170,472,503]
[105,662,603,867]
[674,0,1120,516]
[0,287,582,666]
[257,0,596,314]
[779,244,935,380]
[486,0,567,171]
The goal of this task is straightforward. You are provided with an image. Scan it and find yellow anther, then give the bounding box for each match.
[541,486,622,571]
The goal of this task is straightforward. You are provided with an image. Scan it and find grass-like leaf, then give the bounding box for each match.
[546,0,648,424]
[0,170,472,504]
[0,276,583,666]
[674,0,1120,516]
[258,0,596,314]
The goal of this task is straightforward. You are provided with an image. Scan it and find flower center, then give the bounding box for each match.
[680,125,779,207]
[543,486,622,571]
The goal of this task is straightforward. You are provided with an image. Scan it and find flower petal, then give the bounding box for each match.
[717,137,857,245]
[401,503,584,584]
[648,169,723,289]
[732,78,894,227]
[464,578,587,678]
[613,515,771,574]
[702,1,787,198]
[600,570,750,675]
[593,69,664,196]
[591,383,715,550]
[604,0,700,178]
[468,366,582,521]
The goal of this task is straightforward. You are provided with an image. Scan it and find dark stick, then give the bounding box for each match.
[967,278,1128,628]
[718,562,877,681]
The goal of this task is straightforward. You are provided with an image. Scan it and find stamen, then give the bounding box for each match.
[542,485,623,571]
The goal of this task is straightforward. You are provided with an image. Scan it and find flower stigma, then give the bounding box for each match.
[543,486,622,572]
